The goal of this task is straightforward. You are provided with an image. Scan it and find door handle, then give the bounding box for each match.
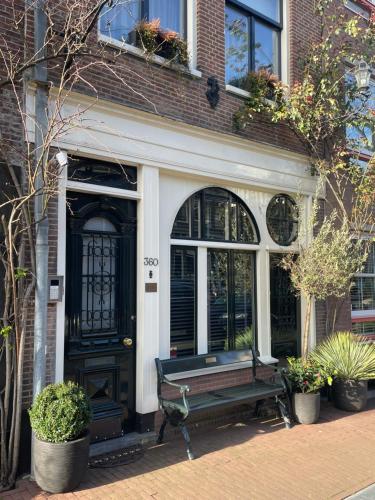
[122,337,133,348]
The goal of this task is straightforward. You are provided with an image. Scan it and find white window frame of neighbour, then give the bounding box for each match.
[225,0,289,98]
[344,0,371,19]
[98,0,201,78]
[351,241,375,323]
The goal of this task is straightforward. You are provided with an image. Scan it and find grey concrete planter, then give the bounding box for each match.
[293,392,320,424]
[333,379,368,412]
[33,430,90,493]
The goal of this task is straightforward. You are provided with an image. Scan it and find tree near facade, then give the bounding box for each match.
[0,0,188,490]
[232,0,375,356]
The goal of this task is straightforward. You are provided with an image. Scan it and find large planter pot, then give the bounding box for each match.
[333,379,368,412]
[33,430,90,493]
[293,392,320,424]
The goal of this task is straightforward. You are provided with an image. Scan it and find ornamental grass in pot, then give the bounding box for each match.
[29,381,91,493]
[286,357,326,424]
[311,332,375,412]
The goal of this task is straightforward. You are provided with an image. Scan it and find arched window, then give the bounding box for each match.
[171,188,259,243]
[170,188,258,358]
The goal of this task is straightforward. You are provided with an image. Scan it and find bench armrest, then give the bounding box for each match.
[254,357,292,394]
[160,377,191,417]
[163,377,191,395]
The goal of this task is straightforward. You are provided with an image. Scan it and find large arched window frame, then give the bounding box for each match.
[170,188,260,358]
[172,187,260,244]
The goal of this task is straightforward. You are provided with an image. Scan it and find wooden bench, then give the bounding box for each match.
[155,347,292,460]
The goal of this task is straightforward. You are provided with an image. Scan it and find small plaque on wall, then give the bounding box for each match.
[145,282,158,293]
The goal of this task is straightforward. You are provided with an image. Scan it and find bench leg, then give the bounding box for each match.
[179,423,195,460]
[276,396,292,429]
[157,415,168,444]
[253,399,264,418]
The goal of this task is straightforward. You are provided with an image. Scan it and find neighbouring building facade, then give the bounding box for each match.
[0,0,374,463]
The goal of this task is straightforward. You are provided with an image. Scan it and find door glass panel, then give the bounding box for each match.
[208,251,229,352]
[170,247,197,357]
[208,250,255,352]
[81,219,118,335]
[270,253,299,359]
[234,252,255,349]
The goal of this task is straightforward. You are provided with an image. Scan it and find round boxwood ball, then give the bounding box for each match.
[29,381,91,443]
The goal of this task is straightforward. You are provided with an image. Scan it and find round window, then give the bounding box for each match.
[266,194,298,246]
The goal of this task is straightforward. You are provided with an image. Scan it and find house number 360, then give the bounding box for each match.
[144,257,159,266]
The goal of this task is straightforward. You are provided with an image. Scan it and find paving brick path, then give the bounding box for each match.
[3,400,375,500]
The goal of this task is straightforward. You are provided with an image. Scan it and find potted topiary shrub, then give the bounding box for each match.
[29,381,91,493]
[311,331,375,412]
[286,357,326,424]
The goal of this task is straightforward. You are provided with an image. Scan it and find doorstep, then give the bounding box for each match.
[89,431,157,457]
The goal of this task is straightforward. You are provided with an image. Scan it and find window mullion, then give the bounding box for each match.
[249,14,255,71]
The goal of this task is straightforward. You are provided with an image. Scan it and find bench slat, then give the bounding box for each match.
[159,349,254,375]
[162,381,284,413]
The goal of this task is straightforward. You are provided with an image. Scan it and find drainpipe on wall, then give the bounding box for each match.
[32,0,49,401]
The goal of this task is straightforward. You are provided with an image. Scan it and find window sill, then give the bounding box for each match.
[167,355,279,381]
[98,33,202,79]
[225,84,276,108]
[352,310,375,320]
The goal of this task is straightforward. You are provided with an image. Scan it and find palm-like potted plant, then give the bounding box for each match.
[311,331,375,412]
[29,381,91,493]
[286,357,326,424]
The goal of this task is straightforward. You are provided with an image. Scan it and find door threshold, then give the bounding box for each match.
[89,431,157,458]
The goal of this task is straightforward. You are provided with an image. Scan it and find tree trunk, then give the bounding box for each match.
[302,295,312,359]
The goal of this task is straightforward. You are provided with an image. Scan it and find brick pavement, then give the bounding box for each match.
[3,400,375,500]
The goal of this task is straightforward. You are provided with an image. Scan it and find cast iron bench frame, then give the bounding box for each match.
[155,347,292,460]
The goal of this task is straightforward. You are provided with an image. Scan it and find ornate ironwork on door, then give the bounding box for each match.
[81,217,119,334]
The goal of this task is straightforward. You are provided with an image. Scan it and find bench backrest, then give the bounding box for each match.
[155,348,259,396]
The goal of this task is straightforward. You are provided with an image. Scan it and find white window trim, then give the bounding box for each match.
[344,0,371,19]
[97,1,202,79]
[351,241,375,321]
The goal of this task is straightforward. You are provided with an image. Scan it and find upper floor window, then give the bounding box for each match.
[346,74,375,157]
[351,242,375,312]
[99,0,187,44]
[171,188,260,243]
[225,0,282,89]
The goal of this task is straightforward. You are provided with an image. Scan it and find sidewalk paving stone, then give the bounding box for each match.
[2,399,375,500]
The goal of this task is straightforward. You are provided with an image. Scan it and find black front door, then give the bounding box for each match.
[270,253,300,360]
[64,193,136,441]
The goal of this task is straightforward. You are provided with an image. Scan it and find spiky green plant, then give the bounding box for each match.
[225,327,254,351]
[311,332,375,381]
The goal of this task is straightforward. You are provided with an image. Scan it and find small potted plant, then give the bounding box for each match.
[311,331,375,412]
[29,381,91,493]
[286,357,326,424]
